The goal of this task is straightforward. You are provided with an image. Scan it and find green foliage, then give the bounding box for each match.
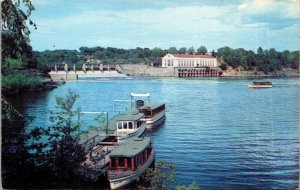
[137,160,176,190]
[217,46,299,72]
[187,47,195,54]
[179,47,187,54]
[3,58,26,69]
[49,89,81,138]
[2,72,42,93]
[168,47,178,54]
[32,44,298,73]
[1,0,36,60]
[176,181,199,190]
[41,89,86,187]
[137,160,200,190]
[1,95,37,189]
[197,46,207,54]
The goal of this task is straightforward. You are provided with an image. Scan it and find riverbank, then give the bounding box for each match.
[221,66,299,77]
[120,64,299,77]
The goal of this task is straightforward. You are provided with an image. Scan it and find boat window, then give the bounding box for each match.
[129,122,133,129]
[118,122,122,129]
[146,110,152,116]
[123,122,128,129]
[118,158,125,167]
[111,158,116,168]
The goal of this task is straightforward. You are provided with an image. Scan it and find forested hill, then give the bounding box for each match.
[33,46,299,74]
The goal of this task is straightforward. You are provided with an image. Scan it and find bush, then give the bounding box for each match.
[2,72,42,93]
[3,58,26,69]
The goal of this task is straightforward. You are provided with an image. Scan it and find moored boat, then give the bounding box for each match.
[248,81,272,88]
[107,137,155,190]
[138,102,166,128]
[131,93,166,129]
[113,109,146,143]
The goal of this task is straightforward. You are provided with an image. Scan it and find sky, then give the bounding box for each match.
[29,0,300,52]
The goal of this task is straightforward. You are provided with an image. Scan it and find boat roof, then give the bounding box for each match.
[114,109,144,121]
[139,102,165,110]
[253,81,272,84]
[110,137,151,158]
[79,109,143,145]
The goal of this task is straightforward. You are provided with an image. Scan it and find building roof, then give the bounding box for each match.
[167,53,215,59]
[139,102,165,110]
[114,109,144,121]
[110,137,151,158]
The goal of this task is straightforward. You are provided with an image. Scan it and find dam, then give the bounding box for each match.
[49,63,127,81]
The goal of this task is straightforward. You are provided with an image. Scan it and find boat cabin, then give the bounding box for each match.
[138,103,165,118]
[252,81,272,85]
[115,110,145,133]
[108,137,153,173]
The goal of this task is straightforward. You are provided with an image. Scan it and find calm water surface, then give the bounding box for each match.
[17,77,299,189]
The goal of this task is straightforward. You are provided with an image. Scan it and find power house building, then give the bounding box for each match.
[161,53,220,77]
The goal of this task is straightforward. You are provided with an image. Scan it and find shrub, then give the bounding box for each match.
[2,58,27,69]
[2,72,42,93]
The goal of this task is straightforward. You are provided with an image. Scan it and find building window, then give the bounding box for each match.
[168,60,170,66]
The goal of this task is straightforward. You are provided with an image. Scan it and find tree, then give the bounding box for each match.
[44,89,86,188]
[151,47,165,58]
[176,181,199,190]
[1,0,36,61]
[137,160,199,190]
[257,47,264,57]
[1,96,31,188]
[187,47,195,54]
[212,49,216,57]
[137,160,176,190]
[197,46,207,55]
[178,47,187,54]
[168,47,178,54]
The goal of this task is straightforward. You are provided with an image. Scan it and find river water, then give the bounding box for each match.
[15,77,299,189]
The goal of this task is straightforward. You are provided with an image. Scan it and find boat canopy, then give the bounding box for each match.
[130,93,150,97]
[114,109,144,121]
[110,137,151,158]
[139,102,165,110]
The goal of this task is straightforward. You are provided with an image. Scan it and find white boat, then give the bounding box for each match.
[113,109,146,143]
[248,81,272,88]
[107,137,155,190]
[131,93,166,129]
[138,103,166,128]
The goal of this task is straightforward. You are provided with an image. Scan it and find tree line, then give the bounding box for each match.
[217,46,299,74]
[33,46,299,74]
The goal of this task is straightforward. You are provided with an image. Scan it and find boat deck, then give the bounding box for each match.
[80,145,117,181]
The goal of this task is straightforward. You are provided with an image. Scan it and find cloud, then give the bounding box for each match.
[238,0,299,18]
[30,1,300,51]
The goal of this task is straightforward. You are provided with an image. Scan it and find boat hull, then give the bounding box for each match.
[141,110,165,129]
[117,123,146,142]
[109,150,155,190]
[248,84,272,88]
